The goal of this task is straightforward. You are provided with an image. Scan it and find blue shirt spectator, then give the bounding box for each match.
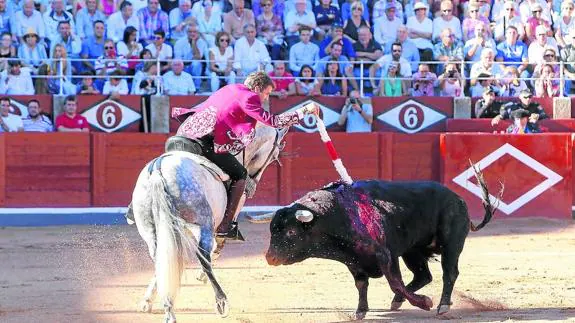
[0,0,12,35]
[314,0,341,27]
[80,34,105,72]
[288,27,320,74]
[137,0,170,44]
[319,25,355,58]
[496,40,528,67]
[75,0,107,40]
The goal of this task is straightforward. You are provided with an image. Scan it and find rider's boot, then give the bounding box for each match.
[216,179,247,241]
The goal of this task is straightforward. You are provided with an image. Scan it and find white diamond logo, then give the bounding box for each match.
[452,143,563,215]
[377,99,446,134]
[82,99,142,133]
[9,99,29,118]
[283,99,340,133]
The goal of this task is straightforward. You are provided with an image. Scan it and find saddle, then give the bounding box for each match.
[164,136,230,183]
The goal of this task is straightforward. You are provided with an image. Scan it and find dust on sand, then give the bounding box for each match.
[1,217,575,323]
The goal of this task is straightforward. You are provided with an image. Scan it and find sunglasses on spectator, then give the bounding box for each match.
[105,46,114,49]
[219,38,229,42]
[532,10,542,13]
[262,3,271,7]
[352,7,362,11]
[155,36,163,40]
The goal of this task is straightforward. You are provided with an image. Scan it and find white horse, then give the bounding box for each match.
[131,124,288,322]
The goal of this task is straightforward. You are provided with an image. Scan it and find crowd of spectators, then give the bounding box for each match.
[0,0,573,99]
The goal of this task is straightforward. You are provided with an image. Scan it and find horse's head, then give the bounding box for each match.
[241,124,289,180]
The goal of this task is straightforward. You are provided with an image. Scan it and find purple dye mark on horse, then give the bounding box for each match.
[336,185,384,243]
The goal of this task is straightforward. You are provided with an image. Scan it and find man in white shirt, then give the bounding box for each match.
[43,0,75,43]
[493,1,525,43]
[173,24,208,89]
[284,0,316,47]
[0,61,34,95]
[470,48,504,86]
[102,69,130,96]
[373,2,402,48]
[75,0,107,40]
[432,1,462,43]
[11,0,46,42]
[233,24,271,77]
[107,1,140,43]
[528,25,558,63]
[0,97,23,132]
[162,59,196,95]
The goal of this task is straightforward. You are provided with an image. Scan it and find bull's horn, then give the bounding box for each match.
[295,210,314,223]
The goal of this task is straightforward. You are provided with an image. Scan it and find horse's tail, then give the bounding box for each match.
[150,170,188,307]
[469,161,504,232]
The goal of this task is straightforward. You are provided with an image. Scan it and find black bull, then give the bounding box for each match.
[266,173,498,319]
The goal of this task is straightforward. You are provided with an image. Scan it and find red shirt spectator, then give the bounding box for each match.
[55,95,89,132]
[269,62,295,99]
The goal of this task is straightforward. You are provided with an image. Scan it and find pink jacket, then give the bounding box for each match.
[173,84,302,155]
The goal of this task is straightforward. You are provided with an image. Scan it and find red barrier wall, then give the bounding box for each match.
[446,119,575,133]
[441,134,572,218]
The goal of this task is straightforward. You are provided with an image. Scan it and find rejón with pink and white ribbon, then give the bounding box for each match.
[315,116,353,185]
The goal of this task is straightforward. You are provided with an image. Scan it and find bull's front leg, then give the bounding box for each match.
[377,251,433,311]
[347,265,369,320]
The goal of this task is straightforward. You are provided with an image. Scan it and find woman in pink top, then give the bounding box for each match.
[171,72,319,239]
[525,3,552,45]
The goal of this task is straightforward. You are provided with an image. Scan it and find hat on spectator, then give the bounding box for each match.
[519,88,533,98]
[385,2,396,10]
[413,2,427,11]
[531,2,542,11]
[511,108,531,119]
[23,27,39,39]
[535,25,548,35]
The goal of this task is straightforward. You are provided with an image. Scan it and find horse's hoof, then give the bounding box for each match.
[216,297,230,318]
[423,296,433,311]
[353,310,366,320]
[164,314,176,323]
[196,270,208,284]
[390,300,403,311]
[437,304,451,315]
[139,299,153,313]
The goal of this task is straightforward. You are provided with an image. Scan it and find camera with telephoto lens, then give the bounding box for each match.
[448,70,456,78]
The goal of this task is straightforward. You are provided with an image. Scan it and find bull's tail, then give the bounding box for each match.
[150,170,197,309]
[469,161,504,232]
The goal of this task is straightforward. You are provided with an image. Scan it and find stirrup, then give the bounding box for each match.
[216,222,245,241]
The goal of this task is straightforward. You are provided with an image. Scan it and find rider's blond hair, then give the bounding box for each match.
[244,71,275,93]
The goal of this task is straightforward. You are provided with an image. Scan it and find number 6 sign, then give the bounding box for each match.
[376,99,447,134]
[81,98,142,133]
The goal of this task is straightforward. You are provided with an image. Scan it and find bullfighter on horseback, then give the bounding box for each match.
[166,71,319,241]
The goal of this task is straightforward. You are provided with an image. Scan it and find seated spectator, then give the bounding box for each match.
[0,60,34,95]
[49,44,76,95]
[499,66,528,97]
[555,1,575,48]
[561,29,575,94]
[269,61,296,99]
[162,59,196,95]
[0,97,23,132]
[438,63,464,97]
[433,28,464,74]
[22,99,53,132]
[135,49,153,73]
[470,48,504,86]
[375,61,405,96]
[525,3,552,46]
[117,26,143,73]
[80,20,106,73]
[43,0,75,43]
[411,63,437,96]
[138,0,169,46]
[314,0,341,39]
[373,0,404,22]
[493,88,548,125]
[506,108,541,134]
[208,31,235,92]
[289,26,320,75]
[233,24,271,78]
[319,61,348,96]
[495,26,529,79]
[316,42,356,88]
[50,21,82,73]
[0,32,17,74]
[75,0,107,40]
[341,0,369,22]
[462,3,491,42]
[343,0,369,44]
[145,29,173,73]
[95,40,129,80]
[337,90,373,132]
[464,22,496,64]
[55,95,89,132]
[192,0,224,18]
[470,72,498,97]
[528,25,558,63]
[102,69,130,96]
[107,1,139,43]
[170,0,195,41]
[384,25,420,73]
[295,64,320,95]
[284,0,317,47]
[224,0,255,43]
[17,27,47,74]
[319,23,355,58]
[475,86,503,118]
[518,0,551,25]
[407,2,434,65]
[77,70,101,95]
[353,26,383,91]
[102,0,121,15]
[371,42,413,90]
[256,0,284,60]
[12,0,46,44]
[173,24,206,89]
[373,2,402,49]
[198,0,224,48]
[432,1,462,44]
[492,1,525,43]
[133,61,161,95]
[534,63,559,97]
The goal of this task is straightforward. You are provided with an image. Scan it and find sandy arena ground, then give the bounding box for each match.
[1,217,575,323]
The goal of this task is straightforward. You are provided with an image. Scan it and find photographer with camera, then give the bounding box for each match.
[438,62,464,97]
[337,90,373,133]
